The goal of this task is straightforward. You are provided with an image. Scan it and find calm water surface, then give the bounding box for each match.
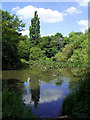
[2,66,79,118]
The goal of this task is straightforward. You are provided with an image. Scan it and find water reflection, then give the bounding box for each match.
[23,76,69,108]
[30,79,40,108]
[23,77,40,108]
[3,67,80,118]
[24,77,30,94]
[23,76,69,118]
[50,77,63,86]
[39,87,63,103]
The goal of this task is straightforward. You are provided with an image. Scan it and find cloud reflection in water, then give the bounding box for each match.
[23,82,63,105]
[39,88,63,103]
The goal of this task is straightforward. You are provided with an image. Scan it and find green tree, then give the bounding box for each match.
[29,47,45,61]
[39,33,63,58]
[2,10,25,69]
[29,11,40,46]
[17,40,30,60]
[39,36,58,58]
[51,33,63,51]
[62,37,69,46]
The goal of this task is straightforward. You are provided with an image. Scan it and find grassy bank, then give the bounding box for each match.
[62,72,89,119]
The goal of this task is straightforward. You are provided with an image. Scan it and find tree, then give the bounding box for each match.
[2,10,25,69]
[29,11,40,46]
[17,40,30,60]
[29,47,45,61]
[51,32,63,51]
[62,37,69,46]
[39,36,58,58]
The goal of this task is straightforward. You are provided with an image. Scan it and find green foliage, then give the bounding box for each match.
[17,40,30,60]
[55,32,88,68]
[55,43,74,61]
[2,81,36,119]
[2,10,25,69]
[50,32,63,50]
[39,36,53,57]
[69,31,76,38]
[62,36,69,46]
[39,33,63,58]
[2,9,88,70]
[62,72,89,119]
[68,34,88,67]
[29,11,40,46]
[29,47,46,61]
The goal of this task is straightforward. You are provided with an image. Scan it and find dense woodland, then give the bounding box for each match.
[2,10,88,70]
[2,10,89,119]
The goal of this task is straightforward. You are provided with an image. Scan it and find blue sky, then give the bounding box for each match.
[2,1,88,37]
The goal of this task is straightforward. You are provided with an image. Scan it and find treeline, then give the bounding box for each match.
[2,10,88,69]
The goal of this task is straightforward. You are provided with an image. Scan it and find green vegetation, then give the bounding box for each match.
[2,10,25,69]
[2,10,88,70]
[17,39,30,61]
[2,81,36,119]
[62,72,89,119]
[29,11,40,46]
[2,9,89,119]
[55,32,88,68]
[29,47,46,61]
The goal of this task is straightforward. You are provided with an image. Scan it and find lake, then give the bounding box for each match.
[2,66,79,118]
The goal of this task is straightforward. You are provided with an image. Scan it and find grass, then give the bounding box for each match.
[62,72,89,119]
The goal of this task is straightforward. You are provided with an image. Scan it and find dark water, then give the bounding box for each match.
[2,66,79,118]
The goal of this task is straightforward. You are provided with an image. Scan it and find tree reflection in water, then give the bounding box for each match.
[30,79,40,108]
[23,77,40,109]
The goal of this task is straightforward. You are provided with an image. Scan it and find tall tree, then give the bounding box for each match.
[2,10,25,69]
[29,11,40,46]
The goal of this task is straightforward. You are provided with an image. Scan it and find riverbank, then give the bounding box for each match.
[29,59,87,77]
[61,72,89,119]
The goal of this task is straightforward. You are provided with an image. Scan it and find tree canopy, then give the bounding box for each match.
[2,10,25,69]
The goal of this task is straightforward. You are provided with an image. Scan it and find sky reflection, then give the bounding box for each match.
[23,79,69,105]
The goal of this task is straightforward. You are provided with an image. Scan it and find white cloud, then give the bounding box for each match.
[16,5,66,23]
[76,0,89,6]
[66,6,82,15]
[12,6,20,11]
[78,20,88,33]
[80,27,88,33]
[78,20,88,26]
[21,30,29,37]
